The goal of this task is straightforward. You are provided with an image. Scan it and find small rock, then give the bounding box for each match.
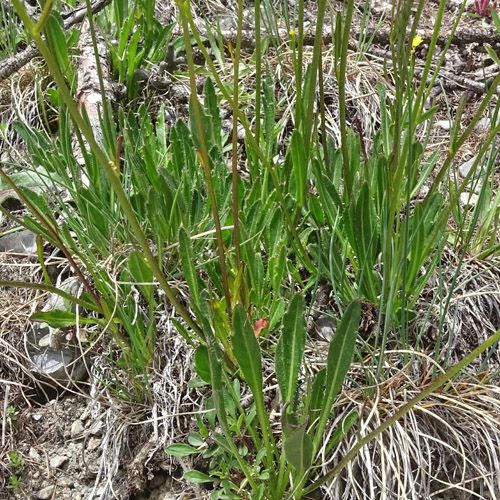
[88,437,102,451]
[50,455,68,468]
[71,419,85,438]
[475,117,491,134]
[460,192,479,207]
[0,229,38,253]
[315,315,337,341]
[89,420,103,435]
[29,447,41,461]
[36,485,56,499]
[436,119,452,131]
[59,477,73,487]
[458,154,480,178]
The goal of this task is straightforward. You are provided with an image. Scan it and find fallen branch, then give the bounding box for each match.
[0,0,112,82]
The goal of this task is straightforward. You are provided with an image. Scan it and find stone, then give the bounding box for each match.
[436,119,452,131]
[27,277,88,385]
[59,477,74,487]
[71,419,85,438]
[0,229,38,254]
[474,117,491,134]
[29,447,41,461]
[315,315,337,341]
[460,192,479,207]
[88,437,102,451]
[36,485,56,499]
[50,454,68,468]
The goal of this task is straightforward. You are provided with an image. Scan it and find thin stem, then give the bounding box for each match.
[232,0,243,270]
[0,280,100,311]
[182,8,314,272]
[338,0,355,199]
[255,0,261,148]
[176,1,232,320]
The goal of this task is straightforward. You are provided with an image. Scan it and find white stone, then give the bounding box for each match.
[36,485,56,499]
[475,117,491,134]
[436,119,452,130]
[50,455,68,468]
[71,419,85,438]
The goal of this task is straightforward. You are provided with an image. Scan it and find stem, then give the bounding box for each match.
[176,1,233,320]
[303,0,327,153]
[232,0,243,270]
[338,0,355,200]
[255,0,261,148]
[0,280,100,311]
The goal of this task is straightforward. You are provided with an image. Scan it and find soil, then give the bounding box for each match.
[1,1,500,499]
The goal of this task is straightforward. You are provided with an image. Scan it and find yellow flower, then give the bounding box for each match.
[410,34,423,55]
[412,34,423,48]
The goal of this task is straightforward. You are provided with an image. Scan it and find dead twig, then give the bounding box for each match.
[0,0,112,82]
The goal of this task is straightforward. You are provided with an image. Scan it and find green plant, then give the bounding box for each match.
[6,451,25,494]
[6,406,19,425]
[167,296,361,499]
[3,0,500,497]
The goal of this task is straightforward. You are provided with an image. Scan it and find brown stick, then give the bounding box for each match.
[0,0,112,82]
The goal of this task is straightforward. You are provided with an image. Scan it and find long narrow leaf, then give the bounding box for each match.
[313,299,361,452]
[275,294,306,408]
[232,306,263,396]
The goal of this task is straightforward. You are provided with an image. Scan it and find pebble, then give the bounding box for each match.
[0,229,38,253]
[36,485,56,499]
[50,455,68,468]
[59,477,74,487]
[71,419,85,438]
[460,192,479,207]
[88,437,102,451]
[474,116,491,134]
[436,119,452,131]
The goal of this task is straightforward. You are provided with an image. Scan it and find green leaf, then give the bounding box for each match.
[377,82,391,157]
[485,45,500,68]
[194,345,211,383]
[416,105,439,125]
[0,167,60,205]
[314,299,361,450]
[19,187,52,222]
[165,444,199,457]
[188,432,205,447]
[310,368,326,414]
[31,310,101,328]
[204,78,222,149]
[290,131,307,208]
[46,15,70,75]
[325,300,360,395]
[283,420,313,476]
[263,66,276,159]
[178,227,200,310]
[232,306,262,396]
[491,6,500,36]
[309,194,325,227]
[275,294,306,407]
[128,251,154,303]
[184,470,214,483]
